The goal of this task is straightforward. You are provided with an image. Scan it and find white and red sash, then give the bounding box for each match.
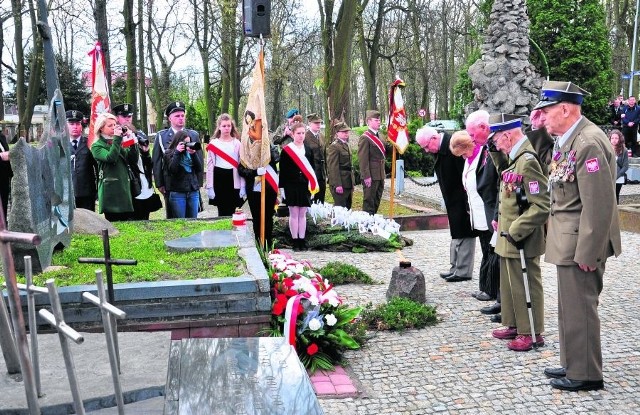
[283,144,319,195]
[264,165,279,193]
[207,142,239,168]
[364,130,386,156]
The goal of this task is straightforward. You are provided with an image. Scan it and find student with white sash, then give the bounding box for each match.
[279,117,319,251]
[205,114,246,216]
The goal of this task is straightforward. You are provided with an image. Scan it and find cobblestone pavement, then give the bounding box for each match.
[292,228,640,414]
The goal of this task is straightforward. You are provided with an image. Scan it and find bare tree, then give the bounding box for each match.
[122,0,137,114]
[92,0,112,90]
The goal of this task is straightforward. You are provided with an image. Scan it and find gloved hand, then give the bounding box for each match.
[335,186,344,194]
[363,177,372,188]
[239,187,247,198]
[207,187,215,200]
[491,220,498,231]
[257,167,267,176]
[501,232,523,250]
[280,189,286,200]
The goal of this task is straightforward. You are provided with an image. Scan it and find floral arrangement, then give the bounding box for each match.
[266,250,362,372]
[308,202,401,240]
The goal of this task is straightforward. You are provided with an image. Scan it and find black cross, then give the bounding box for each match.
[78,229,137,304]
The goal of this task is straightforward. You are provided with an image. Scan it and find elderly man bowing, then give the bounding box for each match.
[530,81,621,391]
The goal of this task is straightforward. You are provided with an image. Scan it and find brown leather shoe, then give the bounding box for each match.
[492,326,517,339]
[507,335,544,351]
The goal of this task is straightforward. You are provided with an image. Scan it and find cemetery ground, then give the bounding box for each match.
[2,182,640,413]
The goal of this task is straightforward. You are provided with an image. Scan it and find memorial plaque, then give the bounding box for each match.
[165,337,323,415]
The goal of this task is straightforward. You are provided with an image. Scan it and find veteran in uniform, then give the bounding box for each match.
[358,110,386,214]
[151,101,201,218]
[530,81,622,391]
[66,110,98,211]
[304,113,327,203]
[487,114,549,352]
[326,122,355,209]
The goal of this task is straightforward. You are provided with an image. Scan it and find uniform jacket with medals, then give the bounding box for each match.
[434,132,474,239]
[529,117,622,268]
[304,130,326,182]
[71,135,98,198]
[327,138,354,189]
[495,139,549,259]
[357,130,386,181]
[151,128,201,191]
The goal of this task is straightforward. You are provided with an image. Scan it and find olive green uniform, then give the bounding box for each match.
[326,138,354,209]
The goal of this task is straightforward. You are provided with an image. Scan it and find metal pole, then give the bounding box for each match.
[24,256,43,397]
[0,290,20,374]
[630,0,640,96]
[44,279,86,415]
[518,248,538,349]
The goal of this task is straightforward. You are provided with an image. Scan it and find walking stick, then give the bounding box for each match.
[501,232,538,349]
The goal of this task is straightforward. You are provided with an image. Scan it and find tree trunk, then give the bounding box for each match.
[93,0,112,92]
[11,0,25,136]
[23,0,43,141]
[123,0,137,117]
[137,0,147,131]
[219,0,236,115]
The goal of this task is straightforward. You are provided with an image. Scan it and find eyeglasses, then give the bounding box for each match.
[420,135,438,149]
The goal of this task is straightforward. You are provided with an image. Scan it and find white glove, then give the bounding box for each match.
[257,167,267,176]
[239,187,247,198]
[280,189,286,200]
[207,187,215,199]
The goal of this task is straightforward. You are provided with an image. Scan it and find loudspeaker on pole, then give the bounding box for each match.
[243,0,271,38]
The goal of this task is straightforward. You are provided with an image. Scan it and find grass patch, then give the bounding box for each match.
[1,219,243,287]
[361,297,438,332]
[316,261,378,285]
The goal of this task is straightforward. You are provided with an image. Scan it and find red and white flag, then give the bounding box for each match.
[387,78,409,154]
[88,42,111,147]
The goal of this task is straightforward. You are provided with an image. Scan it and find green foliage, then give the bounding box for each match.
[528,0,614,124]
[361,297,438,332]
[316,262,376,285]
[0,219,238,287]
[396,142,436,177]
[450,49,481,126]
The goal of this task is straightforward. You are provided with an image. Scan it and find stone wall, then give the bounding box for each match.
[467,0,543,116]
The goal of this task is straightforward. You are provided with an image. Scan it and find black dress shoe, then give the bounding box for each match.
[550,377,604,391]
[445,274,472,282]
[475,292,493,301]
[544,367,566,379]
[490,314,502,323]
[480,302,501,314]
[439,272,453,279]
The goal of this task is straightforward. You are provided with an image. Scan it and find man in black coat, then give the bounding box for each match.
[0,131,12,223]
[622,96,640,157]
[67,110,98,211]
[417,126,476,282]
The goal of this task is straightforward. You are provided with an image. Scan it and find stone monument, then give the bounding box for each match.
[467,0,543,115]
[386,261,426,303]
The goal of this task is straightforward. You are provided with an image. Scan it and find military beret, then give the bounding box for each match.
[285,108,299,118]
[112,103,134,116]
[533,81,590,110]
[307,113,322,123]
[165,101,186,117]
[365,110,381,121]
[65,110,84,122]
[488,113,523,138]
[336,122,351,132]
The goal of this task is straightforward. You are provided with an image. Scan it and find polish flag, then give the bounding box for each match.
[387,78,409,154]
[87,42,111,147]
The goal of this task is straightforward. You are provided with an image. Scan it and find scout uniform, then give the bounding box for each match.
[358,110,386,214]
[531,81,622,390]
[490,114,549,351]
[304,113,326,203]
[326,122,355,209]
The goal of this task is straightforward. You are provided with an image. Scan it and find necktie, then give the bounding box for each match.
[72,140,78,151]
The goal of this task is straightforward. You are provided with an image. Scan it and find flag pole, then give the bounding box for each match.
[389,146,396,219]
[259,37,266,250]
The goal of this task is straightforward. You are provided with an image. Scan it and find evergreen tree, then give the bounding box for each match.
[528,0,614,124]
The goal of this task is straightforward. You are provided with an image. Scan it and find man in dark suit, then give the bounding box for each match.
[67,110,98,211]
[151,101,201,218]
[0,131,12,223]
[417,126,476,282]
[326,122,354,209]
[531,81,622,391]
[304,113,326,203]
[621,95,640,156]
[358,110,386,214]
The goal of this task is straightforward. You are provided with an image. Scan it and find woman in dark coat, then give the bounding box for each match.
[91,113,139,221]
[279,120,316,250]
[609,129,629,204]
[164,130,203,218]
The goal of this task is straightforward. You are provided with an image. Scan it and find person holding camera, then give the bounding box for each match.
[205,113,246,216]
[91,112,139,221]
[272,108,299,148]
[164,130,203,218]
[114,104,160,220]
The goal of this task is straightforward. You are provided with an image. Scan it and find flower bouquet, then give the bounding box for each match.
[266,250,363,372]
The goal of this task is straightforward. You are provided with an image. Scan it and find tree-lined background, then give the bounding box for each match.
[0,0,633,140]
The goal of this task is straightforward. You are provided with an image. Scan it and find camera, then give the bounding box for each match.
[185,141,202,151]
[138,136,149,146]
[121,125,128,134]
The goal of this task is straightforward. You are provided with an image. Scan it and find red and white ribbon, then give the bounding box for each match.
[283,294,305,346]
[207,142,240,168]
[364,130,386,157]
[282,144,319,195]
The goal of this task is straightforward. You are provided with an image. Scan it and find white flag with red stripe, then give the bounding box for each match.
[88,42,111,147]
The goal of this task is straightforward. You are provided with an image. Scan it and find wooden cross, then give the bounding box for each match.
[78,229,137,304]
